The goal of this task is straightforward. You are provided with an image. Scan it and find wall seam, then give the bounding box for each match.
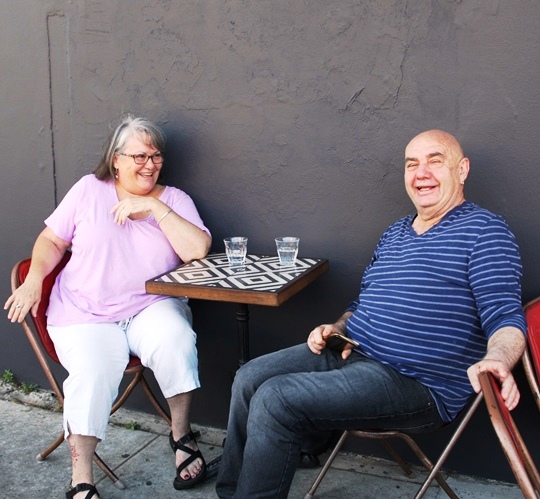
[46,13,59,207]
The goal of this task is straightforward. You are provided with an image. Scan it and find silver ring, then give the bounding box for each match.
[15,304,22,309]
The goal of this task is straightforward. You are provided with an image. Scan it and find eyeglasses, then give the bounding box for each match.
[118,152,164,165]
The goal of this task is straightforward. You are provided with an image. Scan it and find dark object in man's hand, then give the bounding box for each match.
[325,333,360,352]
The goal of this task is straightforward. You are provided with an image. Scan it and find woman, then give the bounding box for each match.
[5,115,213,498]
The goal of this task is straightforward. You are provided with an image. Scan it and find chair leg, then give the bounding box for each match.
[380,438,415,477]
[140,375,172,426]
[400,434,458,499]
[36,429,65,461]
[414,392,483,499]
[111,370,171,427]
[36,429,127,489]
[304,430,349,499]
[93,451,126,490]
[110,371,144,415]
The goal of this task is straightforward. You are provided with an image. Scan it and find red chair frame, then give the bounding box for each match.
[11,253,172,489]
[478,371,540,498]
[523,297,540,414]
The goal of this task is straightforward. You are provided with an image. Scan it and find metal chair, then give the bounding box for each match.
[11,253,172,489]
[523,297,540,413]
[305,392,484,499]
[478,370,540,498]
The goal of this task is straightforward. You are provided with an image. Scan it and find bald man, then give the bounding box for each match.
[216,130,526,499]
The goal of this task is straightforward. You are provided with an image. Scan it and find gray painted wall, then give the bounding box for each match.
[2,0,540,482]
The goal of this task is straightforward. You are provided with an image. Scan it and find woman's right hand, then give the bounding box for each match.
[4,277,42,323]
[5,227,70,324]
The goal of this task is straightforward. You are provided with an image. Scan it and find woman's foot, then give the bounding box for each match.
[175,437,204,480]
[66,482,99,499]
[169,431,208,490]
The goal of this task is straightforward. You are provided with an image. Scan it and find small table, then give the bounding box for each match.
[145,253,329,366]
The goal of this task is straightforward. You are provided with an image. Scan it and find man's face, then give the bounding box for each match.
[404,131,469,218]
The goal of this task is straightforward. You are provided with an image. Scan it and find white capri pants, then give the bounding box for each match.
[48,297,199,441]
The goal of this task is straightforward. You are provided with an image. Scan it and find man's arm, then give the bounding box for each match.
[467,326,526,410]
[307,311,354,360]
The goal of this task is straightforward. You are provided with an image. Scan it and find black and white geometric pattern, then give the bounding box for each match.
[152,253,325,293]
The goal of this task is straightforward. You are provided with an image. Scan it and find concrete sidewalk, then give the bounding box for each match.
[0,395,522,498]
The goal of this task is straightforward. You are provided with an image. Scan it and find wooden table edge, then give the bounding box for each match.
[145,258,329,306]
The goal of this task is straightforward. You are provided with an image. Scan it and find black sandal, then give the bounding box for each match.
[66,483,99,499]
[169,430,208,490]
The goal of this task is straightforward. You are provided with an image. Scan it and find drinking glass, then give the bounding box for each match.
[224,237,248,267]
[275,237,299,267]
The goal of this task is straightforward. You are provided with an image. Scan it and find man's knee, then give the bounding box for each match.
[232,355,268,391]
[248,378,299,427]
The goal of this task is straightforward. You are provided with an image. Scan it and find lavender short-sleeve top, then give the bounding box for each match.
[45,174,210,326]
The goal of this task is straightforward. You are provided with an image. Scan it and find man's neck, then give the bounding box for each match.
[413,199,466,234]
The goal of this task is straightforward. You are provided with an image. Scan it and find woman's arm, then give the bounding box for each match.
[4,227,71,322]
[110,196,211,263]
[152,202,212,262]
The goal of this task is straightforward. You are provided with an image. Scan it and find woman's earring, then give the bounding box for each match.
[115,168,119,179]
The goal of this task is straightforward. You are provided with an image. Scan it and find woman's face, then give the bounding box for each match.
[113,133,163,196]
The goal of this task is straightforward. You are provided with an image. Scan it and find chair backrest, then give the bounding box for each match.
[523,297,540,412]
[13,252,72,364]
[478,371,540,497]
[524,298,540,376]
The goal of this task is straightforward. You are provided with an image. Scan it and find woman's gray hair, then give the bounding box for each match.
[93,115,166,181]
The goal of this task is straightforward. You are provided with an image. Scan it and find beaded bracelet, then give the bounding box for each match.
[158,208,173,225]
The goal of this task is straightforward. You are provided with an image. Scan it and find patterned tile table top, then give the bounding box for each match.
[150,253,326,293]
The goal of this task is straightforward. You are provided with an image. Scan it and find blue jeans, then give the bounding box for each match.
[215,344,444,499]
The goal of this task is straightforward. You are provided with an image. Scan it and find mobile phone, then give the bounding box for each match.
[325,333,360,352]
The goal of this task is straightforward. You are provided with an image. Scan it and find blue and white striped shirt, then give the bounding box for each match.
[346,201,526,422]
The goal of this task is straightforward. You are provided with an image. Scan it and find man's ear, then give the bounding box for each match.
[459,157,470,183]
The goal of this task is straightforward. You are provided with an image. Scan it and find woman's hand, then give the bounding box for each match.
[4,277,42,323]
[111,195,211,262]
[4,228,69,324]
[110,197,160,225]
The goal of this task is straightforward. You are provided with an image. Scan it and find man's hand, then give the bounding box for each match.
[467,358,520,410]
[307,311,354,360]
[467,327,526,411]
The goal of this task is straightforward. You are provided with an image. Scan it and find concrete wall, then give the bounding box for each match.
[2,0,540,482]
